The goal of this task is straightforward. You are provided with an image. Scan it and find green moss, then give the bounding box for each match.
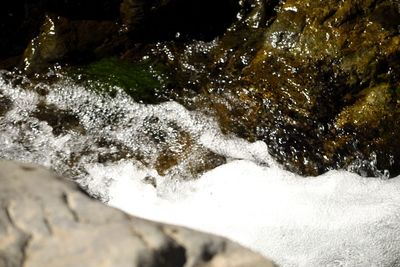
[68,57,171,103]
[395,86,400,97]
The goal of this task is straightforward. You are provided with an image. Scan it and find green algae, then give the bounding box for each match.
[68,57,171,103]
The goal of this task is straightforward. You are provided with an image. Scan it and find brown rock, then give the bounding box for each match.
[159,0,400,176]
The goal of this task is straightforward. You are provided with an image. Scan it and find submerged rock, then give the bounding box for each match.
[0,160,275,267]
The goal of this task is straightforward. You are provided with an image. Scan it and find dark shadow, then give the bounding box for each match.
[129,0,241,42]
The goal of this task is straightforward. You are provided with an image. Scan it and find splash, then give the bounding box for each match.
[0,74,400,266]
[105,159,400,266]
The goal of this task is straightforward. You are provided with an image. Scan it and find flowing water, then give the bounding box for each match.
[1,73,400,266]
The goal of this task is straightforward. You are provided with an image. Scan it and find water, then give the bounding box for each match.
[1,74,400,266]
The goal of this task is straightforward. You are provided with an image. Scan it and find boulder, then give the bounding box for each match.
[0,160,275,267]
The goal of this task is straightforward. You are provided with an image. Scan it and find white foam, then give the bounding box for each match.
[1,76,400,266]
[107,159,400,267]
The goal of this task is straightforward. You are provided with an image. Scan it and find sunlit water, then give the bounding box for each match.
[1,75,400,266]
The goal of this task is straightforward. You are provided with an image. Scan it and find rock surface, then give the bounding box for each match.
[237,0,400,176]
[0,0,122,67]
[0,160,275,267]
[23,15,121,73]
[135,0,400,177]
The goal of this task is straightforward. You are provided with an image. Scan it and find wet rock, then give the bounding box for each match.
[120,0,173,31]
[2,0,239,70]
[334,83,400,177]
[0,0,123,68]
[23,15,121,73]
[0,160,275,267]
[151,0,400,176]
[154,134,226,178]
[32,102,86,136]
[0,95,12,117]
[138,117,226,178]
[237,0,400,176]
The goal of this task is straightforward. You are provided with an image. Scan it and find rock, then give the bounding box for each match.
[22,15,122,73]
[238,0,400,176]
[120,0,171,31]
[2,0,239,70]
[0,95,12,117]
[32,102,86,136]
[139,0,400,177]
[0,160,276,267]
[0,0,123,69]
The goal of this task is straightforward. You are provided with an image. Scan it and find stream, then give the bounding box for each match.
[1,73,400,266]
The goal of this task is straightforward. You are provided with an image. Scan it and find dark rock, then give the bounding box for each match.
[1,0,240,70]
[0,0,123,66]
[22,15,122,73]
[32,102,86,136]
[0,160,276,267]
[43,0,122,20]
[0,1,44,61]
[0,95,12,117]
[120,0,240,41]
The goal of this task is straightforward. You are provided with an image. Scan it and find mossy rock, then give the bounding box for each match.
[67,57,172,104]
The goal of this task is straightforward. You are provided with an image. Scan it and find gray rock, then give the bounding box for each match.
[0,160,276,267]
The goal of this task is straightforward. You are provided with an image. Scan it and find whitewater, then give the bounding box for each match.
[1,75,400,266]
